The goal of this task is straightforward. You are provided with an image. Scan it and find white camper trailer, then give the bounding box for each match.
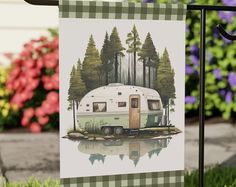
[77,83,163,135]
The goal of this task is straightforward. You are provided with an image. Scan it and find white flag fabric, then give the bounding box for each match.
[59,1,186,186]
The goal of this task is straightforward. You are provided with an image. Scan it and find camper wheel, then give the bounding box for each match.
[114,127,124,135]
[101,126,113,135]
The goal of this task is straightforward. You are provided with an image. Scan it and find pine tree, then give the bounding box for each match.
[82,35,103,91]
[126,25,142,85]
[68,65,76,102]
[68,60,86,130]
[155,48,175,125]
[101,32,113,85]
[110,27,125,83]
[74,59,86,108]
[138,32,158,88]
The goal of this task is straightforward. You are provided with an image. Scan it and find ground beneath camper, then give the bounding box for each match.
[64,126,182,141]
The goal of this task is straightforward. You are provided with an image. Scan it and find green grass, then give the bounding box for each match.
[3,166,236,187]
[185,166,236,187]
[3,178,60,187]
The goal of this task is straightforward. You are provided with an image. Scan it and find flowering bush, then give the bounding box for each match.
[157,0,236,119]
[6,32,59,133]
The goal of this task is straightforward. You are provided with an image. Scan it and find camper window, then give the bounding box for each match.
[118,102,126,107]
[131,98,139,108]
[93,102,107,112]
[148,100,161,110]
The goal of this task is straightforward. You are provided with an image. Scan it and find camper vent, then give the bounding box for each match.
[118,92,122,95]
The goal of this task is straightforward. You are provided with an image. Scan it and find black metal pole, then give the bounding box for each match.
[199,8,206,187]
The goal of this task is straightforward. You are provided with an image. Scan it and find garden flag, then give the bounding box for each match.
[59,0,186,186]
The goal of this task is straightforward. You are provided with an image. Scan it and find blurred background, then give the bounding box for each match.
[0,0,235,186]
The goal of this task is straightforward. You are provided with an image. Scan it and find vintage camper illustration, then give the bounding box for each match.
[77,83,163,135]
[78,137,171,165]
[66,24,180,140]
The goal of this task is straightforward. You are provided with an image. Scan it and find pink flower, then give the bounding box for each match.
[46,92,59,104]
[42,101,51,114]
[20,92,28,101]
[23,59,35,69]
[30,122,41,133]
[11,94,23,108]
[31,79,40,89]
[26,91,33,100]
[21,117,30,127]
[36,58,44,69]
[27,69,40,78]
[35,107,45,117]
[19,77,27,86]
[44,82,54,90]
[24,108,34,118]
[44,59,57,69]
[38,116,49,126]
[13,80,20,90]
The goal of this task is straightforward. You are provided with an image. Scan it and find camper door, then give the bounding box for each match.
[129,95,140,129]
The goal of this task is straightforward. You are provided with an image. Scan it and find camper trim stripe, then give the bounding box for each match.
[59,0,187,20]
[61,170,184,186]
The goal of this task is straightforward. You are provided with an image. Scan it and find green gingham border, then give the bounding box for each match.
[60,1,185,186]
[61,170,184,187]
[59,0,186,20]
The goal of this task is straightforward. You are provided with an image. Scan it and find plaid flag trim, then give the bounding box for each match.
[59,0,186,20]
[61,170,184,187]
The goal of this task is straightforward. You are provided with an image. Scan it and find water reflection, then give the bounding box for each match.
[78,137,172,166]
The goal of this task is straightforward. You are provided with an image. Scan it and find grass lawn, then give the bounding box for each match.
[3,166,236,187]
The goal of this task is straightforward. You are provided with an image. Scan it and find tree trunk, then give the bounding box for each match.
[106,72,109,85]
[72,100,76,131]
[148,58,151,88]
[119,57,122,83]
[143,59,146,87]
[115,53,118,82]
[148,65,151,88]
[167,99,170,126]
[128,54,131,85]
[134,51,136,85]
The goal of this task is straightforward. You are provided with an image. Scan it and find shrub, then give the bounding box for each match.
[156,0,236,120]
[6,31,59,133]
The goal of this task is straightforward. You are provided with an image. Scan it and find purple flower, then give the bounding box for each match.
[186,65,195,75]
[213,69,222,80]
[143,0,155,2]
[185,96,197,104]
[191,55,199,66]
[218,11,235,23]
[190,44,199,57]
[219,89,226,97]
[223,34,233,44]
[228,72,236,87]
[186,26,189,33]
[223,0,236,6]
[190,44,198,53]
[225,91,233,104]
[213,27,219,38]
